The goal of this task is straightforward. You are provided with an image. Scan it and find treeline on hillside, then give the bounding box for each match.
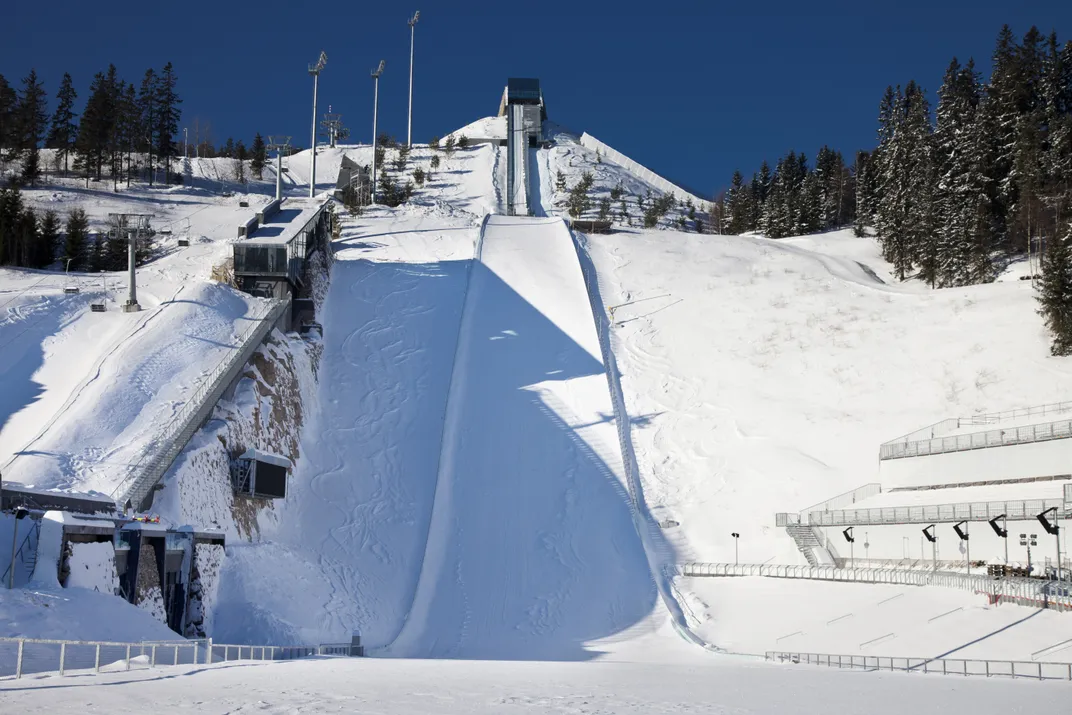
[0,184,148,271]
[717,25,1072,292]
[721,147,856,238]
[1,64,183,188]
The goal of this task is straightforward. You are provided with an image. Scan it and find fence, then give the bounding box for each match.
[880,417,1072,460]
[777,483,884,526]
[805,497,1068,527]
[678,562,1072,610]
[110,296,291,510]
[0,636,360,680]
[765,651,1072,681]
[578,133,710,211]
[883,401,1072,447]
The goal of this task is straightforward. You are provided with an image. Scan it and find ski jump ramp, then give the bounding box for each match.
[386,215,659,660]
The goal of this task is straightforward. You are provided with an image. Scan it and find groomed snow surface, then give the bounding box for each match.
[5,129,1072,709]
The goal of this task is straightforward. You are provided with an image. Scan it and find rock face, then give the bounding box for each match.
[135,542,166,624]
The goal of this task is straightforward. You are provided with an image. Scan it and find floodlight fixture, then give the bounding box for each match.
[922,525,936,543]
[989,515,1008,538]
[842,527,855,543]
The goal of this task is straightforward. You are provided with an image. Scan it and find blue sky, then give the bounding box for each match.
[3,0,1072,197]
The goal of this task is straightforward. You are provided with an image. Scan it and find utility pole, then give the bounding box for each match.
[407,11,420,147]
[731,532,740,566]
[371,60,385,204]
[183,128,188,159]
[267,136,291,202]
[308,51,328,199]
[923,525,937,572]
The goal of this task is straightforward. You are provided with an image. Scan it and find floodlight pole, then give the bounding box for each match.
[371,61,385,203]
[407,11,420,147]
[309,51,328,199]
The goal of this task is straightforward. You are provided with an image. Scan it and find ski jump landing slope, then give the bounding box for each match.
[387,216,660,660]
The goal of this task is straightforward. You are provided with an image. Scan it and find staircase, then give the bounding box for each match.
[2,520,41,587]
[785,524,825,567]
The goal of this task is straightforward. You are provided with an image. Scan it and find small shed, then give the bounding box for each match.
[232,449,291,499]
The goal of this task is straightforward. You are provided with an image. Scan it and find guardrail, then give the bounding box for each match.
[883,401,1072,447]
[766,651,1072,681]
[777,483,884,526]
[679,563,1072,610]
[806,497,1068,527]
[880,417,1072,460]
[0,635,361,680]
[110,296,292,510]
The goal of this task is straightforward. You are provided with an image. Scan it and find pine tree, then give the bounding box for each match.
[1038,222,1072,355]
[0,185,24,265]
[250,133,266,179]
[46,73,78,177]
[64,207,89,271]
[725,170,748,234]
[16,69,48,186]
[0,74,17,161]
[37,209,59,267]
[138,69,158,185]
[118,82,138,186]
[981,25,1022,251]
[233,140,247,183]
[155,62,181,184]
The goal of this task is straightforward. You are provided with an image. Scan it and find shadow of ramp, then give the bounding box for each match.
[386,217,674,661]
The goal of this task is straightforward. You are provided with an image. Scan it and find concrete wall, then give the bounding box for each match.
[878,438,1072,489]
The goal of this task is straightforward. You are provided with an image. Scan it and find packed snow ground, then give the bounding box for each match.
[6,115,1072,707]
[3,654,1071,714]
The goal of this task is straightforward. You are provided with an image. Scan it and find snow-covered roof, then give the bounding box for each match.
[239,448,292,469]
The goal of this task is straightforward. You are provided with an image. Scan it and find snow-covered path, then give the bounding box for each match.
[5,652,1070,714]
[388,216,662,660]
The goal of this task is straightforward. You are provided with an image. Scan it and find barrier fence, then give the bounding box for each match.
[679,563,1072,610]
[805,497,1068,527]
[765,651,1072,681]
[0,636,361,680]
[110,296,291,510]
[880,417,1072,460]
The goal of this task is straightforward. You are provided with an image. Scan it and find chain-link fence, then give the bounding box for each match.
[766,650,1072,681]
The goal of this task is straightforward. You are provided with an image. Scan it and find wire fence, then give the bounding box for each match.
[110,296,291,510]
[0,636,362,680]
[765,651,1072,681]
[880,417,1072,460]
[679,563,1072,610]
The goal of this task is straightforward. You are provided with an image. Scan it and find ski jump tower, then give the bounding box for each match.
[498,78,546,216]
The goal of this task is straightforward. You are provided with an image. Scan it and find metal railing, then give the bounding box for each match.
[778,483,884,526]
[766,651,1072,681]
[0,635,361,680]
[806,498,1068,527]
[883,401,1072,447]
[880,417,1072,460]
[679,563,1072,610]
[110,296,291,510]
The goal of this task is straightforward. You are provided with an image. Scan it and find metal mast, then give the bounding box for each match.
[407,11,420,147]
[371,60,385,204]
[308,51,328,199]
[267,136,292,202]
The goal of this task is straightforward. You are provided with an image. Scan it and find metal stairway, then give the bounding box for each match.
[785,524,824,567]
